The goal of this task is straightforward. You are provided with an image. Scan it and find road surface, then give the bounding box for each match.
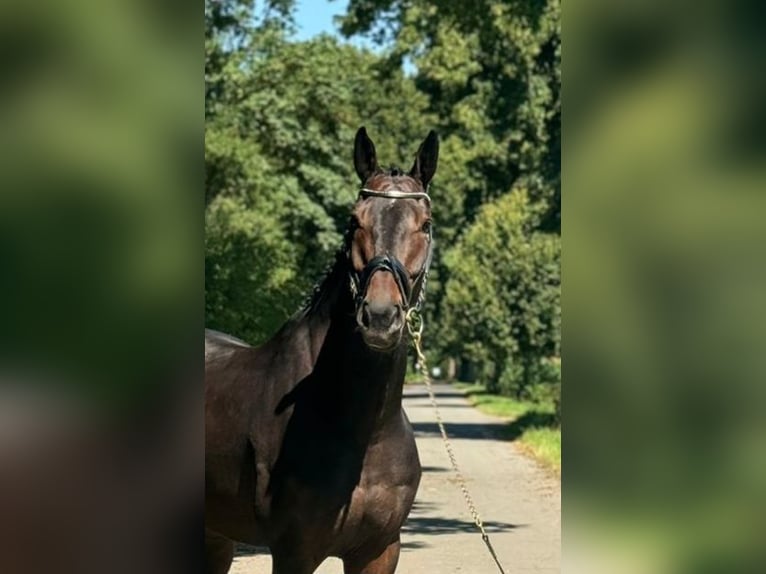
[231,383,561,573]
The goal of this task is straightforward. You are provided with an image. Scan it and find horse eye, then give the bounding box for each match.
[349,216,361,230]
[421,220,432,234]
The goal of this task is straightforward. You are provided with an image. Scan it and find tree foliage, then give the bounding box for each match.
[341,0,561,235]
[205,4,434,343]
[440,191,560,397]
[204,0,561,400]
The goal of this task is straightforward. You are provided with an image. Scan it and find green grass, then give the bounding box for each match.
[455,382,561,475]
[404,370,424,385]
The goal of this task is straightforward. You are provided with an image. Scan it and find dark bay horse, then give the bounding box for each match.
[205,127,439,574]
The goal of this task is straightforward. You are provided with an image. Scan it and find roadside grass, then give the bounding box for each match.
[455,382,560,475]
[404,369,423,385]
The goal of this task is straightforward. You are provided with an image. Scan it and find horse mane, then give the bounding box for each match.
[293,222,354,319]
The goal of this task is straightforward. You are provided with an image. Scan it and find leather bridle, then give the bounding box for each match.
[358,187,431,202]
[348,187,433,313]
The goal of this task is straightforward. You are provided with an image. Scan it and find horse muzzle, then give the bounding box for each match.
[352,255,410,351]
[356,299,404,351]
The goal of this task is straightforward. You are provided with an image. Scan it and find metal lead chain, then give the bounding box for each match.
[406,310,508,574]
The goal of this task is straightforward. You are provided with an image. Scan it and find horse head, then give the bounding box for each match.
[347,127,439,352]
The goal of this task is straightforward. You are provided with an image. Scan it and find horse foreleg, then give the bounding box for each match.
[205,529,234,574]
[343,539,400,574]
[271,547,321,574]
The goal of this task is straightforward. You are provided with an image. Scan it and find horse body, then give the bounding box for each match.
[205,297,420,572]
[205,128,438,574]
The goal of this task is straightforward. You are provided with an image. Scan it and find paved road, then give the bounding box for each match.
[231,384,560,573]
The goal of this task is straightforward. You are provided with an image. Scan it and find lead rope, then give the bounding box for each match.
[405,309,508,574]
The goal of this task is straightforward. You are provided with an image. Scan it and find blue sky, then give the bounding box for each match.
[291,0,379,53]
[289,1,413,72]
[292,0,347,41]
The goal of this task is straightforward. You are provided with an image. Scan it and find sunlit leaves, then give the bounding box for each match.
[440,191,560,394]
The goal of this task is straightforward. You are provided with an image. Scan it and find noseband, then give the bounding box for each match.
[348,188,433,312]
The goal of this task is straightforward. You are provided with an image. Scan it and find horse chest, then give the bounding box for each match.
[330,435,420,543]
[341,475,412,534]
[271,431,417,533]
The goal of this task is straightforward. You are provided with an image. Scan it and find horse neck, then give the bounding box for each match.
[323,319,409,442]
[293,257,409,439]
[336,322,409,435]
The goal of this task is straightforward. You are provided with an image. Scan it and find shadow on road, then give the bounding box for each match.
[233,517,523,556]
[403,516,521,536]
[403,390,467,400]
[503,411,557,440]
[401,540,429,550]
[421,465,449,473]
[401,499,523,551]
[411,421,510,440]
[234,544,269,557]
[410,403,472,408]
[412,413,557,442]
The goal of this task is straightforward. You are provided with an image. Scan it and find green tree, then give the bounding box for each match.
[205,195,301,343]
[440,191,560,397]
[341,0,561,236]
[340,1,561,369]
[205,2,434,342]
[204,0,562,398]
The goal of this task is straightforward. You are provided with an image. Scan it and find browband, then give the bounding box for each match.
[359,188,431,202]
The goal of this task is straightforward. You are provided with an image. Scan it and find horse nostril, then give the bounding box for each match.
[361,302,372,329]
[390,306,404,328]
[386,305,402,328]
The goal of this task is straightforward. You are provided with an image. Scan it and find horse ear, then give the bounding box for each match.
[354,126,378,182]
[409,130,439,189]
